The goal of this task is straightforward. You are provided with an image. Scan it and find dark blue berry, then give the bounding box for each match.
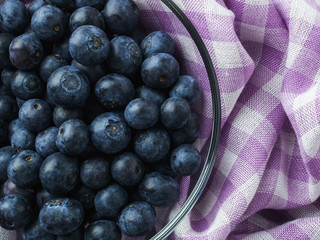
[95,73,135,110]
[22,219,56,240]
[1,69,15,89]
[103,0,139,35]
[139,172,179,207]
[47,65,90,107]
[56,119,89,155]
[74,0,105,11]
[11,71,44,100]
[94,183,128,218]
[160,97,191,129]
[0,95,18,122]
[39,198,84,235]
[141,53,179,88]
[170,144,201,176]
[111,152,144,187]
[80,156,110,190]
[118,201,156,237]
[170,75,200,105]
[19,98,52,133]
[84,220,121,240]
[50,0,72,8]
[9,32,43,70]
[0,119,8,145]
[69,7,105,32]
[39,152,79,196]
[106,36,142,77]
[36,189,54,208]
[40,54,68,82]
[136,85,167,107]
[124,98,159,129]
[0,0,29,35]
[11,128,35,152]
[72,60,107,85]
[0,33,14,69]
[0,194,33,230]
[31,5,68,42]
[69,185,96,210]
[53,37,72,62]
[35,127,59,158]
[7,150,42,188]
[2,179,35,203]
[28,0,47,16]
[57,227,84,240]
[169,113,199,146]
[69,25,110,66]
[140,31,175,58]
[134,127,170,163]
[53,105,83,127]
[0,146,15,183]
[90,112,131,154]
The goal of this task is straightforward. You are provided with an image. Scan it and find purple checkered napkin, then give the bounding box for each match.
[3,0,320,239]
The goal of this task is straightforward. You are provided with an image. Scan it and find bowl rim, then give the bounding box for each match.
[150,0,222,239]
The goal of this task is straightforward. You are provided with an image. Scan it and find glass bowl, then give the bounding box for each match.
[0,0,221,239]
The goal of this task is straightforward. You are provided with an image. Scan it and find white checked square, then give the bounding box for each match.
[274,172,289,201]
[244,0,269,5]
[212,41,243,69]
[219,149,238,176]
[262,72,284,99]
[286,42,303,68]
[293,84,317,111]
[290,0,317,25]
[176,34,198,63]
[240,23,265,43]
[221,88,243,116]
[232,106,265,135]
[237,173,260,203]
[244,231,274,240]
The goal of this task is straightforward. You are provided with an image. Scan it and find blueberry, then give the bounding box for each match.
[72,60,108,85]
[69,185,96,210]
[140,31,175,58]
[134,127,170,163]
[74,0,105,11]
[103,0,139,35]
[84,220,121,240]
[139,172,179,207]
[95,73,135,110]
[2,179,35,203]
[36,189,54,208]
[124,98,159,129]
[11,128,35,152]
[57,227,84,240]
[35,127,59,158]
[19,99,52,133]
[31,5,68,42]
[39,198,84,235]
[0,146,15,183]
[169,113,199,146]
[106,36,142,77]
[40,54,68,82]
[136,85,167,107]
[39,152,79,196]
[47,65,90,107]
[50,0,72,8]
[1,69,15,89]
[141,53,179,88]
[7,150,42,188]
[80,156,110,190]
[90,112,131,154]
[9,32,43,70]
[11,71,44,100]
[22,219,56,240]
[69,25,110,66]
[69,7,105,32]
[53,37,72,62]
[0,194,33,230]
[160,97,191,129]
[170,75,200,105]
[28,0,47,16]
[118,201,156,237]
[0,95,18,122]
[111,152,144,187]
[56,119,89,155]
[94,183,128,218]
[0,33,14,69]
[0,119,8,145]
[170,144,201,176]
[0,0,29,35]
[53,105,83,127]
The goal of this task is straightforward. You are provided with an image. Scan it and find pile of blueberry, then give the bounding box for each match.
[0,0,202,238]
